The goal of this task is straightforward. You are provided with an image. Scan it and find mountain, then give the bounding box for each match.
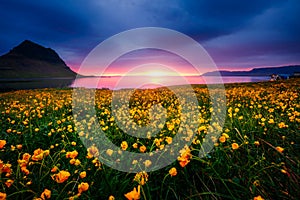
[203,65,300,76]
[0,40,77,79]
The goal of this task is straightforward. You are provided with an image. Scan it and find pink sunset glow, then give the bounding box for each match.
[73,49,206,77]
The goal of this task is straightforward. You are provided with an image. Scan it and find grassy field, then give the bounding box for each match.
[0,79,299,200]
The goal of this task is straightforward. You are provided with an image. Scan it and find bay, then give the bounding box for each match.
[71,76,270,90]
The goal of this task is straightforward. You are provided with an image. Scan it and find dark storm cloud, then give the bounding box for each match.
[203,0,300,68]
[0,0,299,70]
[1,0,90,41]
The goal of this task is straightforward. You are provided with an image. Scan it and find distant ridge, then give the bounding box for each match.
[203,65,300,76]
[0,40,77,79]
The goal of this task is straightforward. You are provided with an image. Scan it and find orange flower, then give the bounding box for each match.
[169,167,177,177]
[79,171,86,179]
[41,189,51,200]
[0,192,7,200]
[21,166,30,175]
[232,143,239,150]
[51,166,58,173]
[178,158,190,168]
[177,145,192,167]
[275,146,284,153]
[52,170,70,183]
[22,153,31,161]
[5,179,14,188]
[139,145,146,153]
[32,149,49,161]
[124,185,140,200]
[253,195,264,200]
[0,161,12,175]
[121,141,128,150]
[66,150,78,159]
[0,140,6,149]
[78,182,89,193]
[219,136,226,143]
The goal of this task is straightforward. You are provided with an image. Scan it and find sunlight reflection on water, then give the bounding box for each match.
[71,76,270,90]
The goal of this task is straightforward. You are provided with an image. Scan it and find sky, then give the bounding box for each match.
[1,0,300,75]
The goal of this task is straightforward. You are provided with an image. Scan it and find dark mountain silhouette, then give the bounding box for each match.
[0,40,77,79]
[203,65,300,76]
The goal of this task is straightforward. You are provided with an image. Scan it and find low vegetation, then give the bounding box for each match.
[0,79,299,199]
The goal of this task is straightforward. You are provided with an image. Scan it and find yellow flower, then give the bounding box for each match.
[169,167,177,177]
[108,195,115,200]
[78,182,89,193]
[41,189,51,200]
[121,141,128,150]
[253,180,260,186]
[124,185,140,200]
[70,158,81,166]
[281,169,287,174]
[87,146,99,159]
[75,159,81,166]
[132,160,138,165]
[132,143,138,149]
[0,192,7,200]
[144,160,152,167]
[71,141,76,146]
[198,125,207,132]
[165,136,173,144]
[51,170,70,183]
[232,143,239,150]
[278,122,288,128]
[134,171,148,185]
[0,140,6,149]
[275,146,284,153]
[167,123,175,131]
[253,195,264,200]
[79,171,86,179]
[106,149,113,156]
